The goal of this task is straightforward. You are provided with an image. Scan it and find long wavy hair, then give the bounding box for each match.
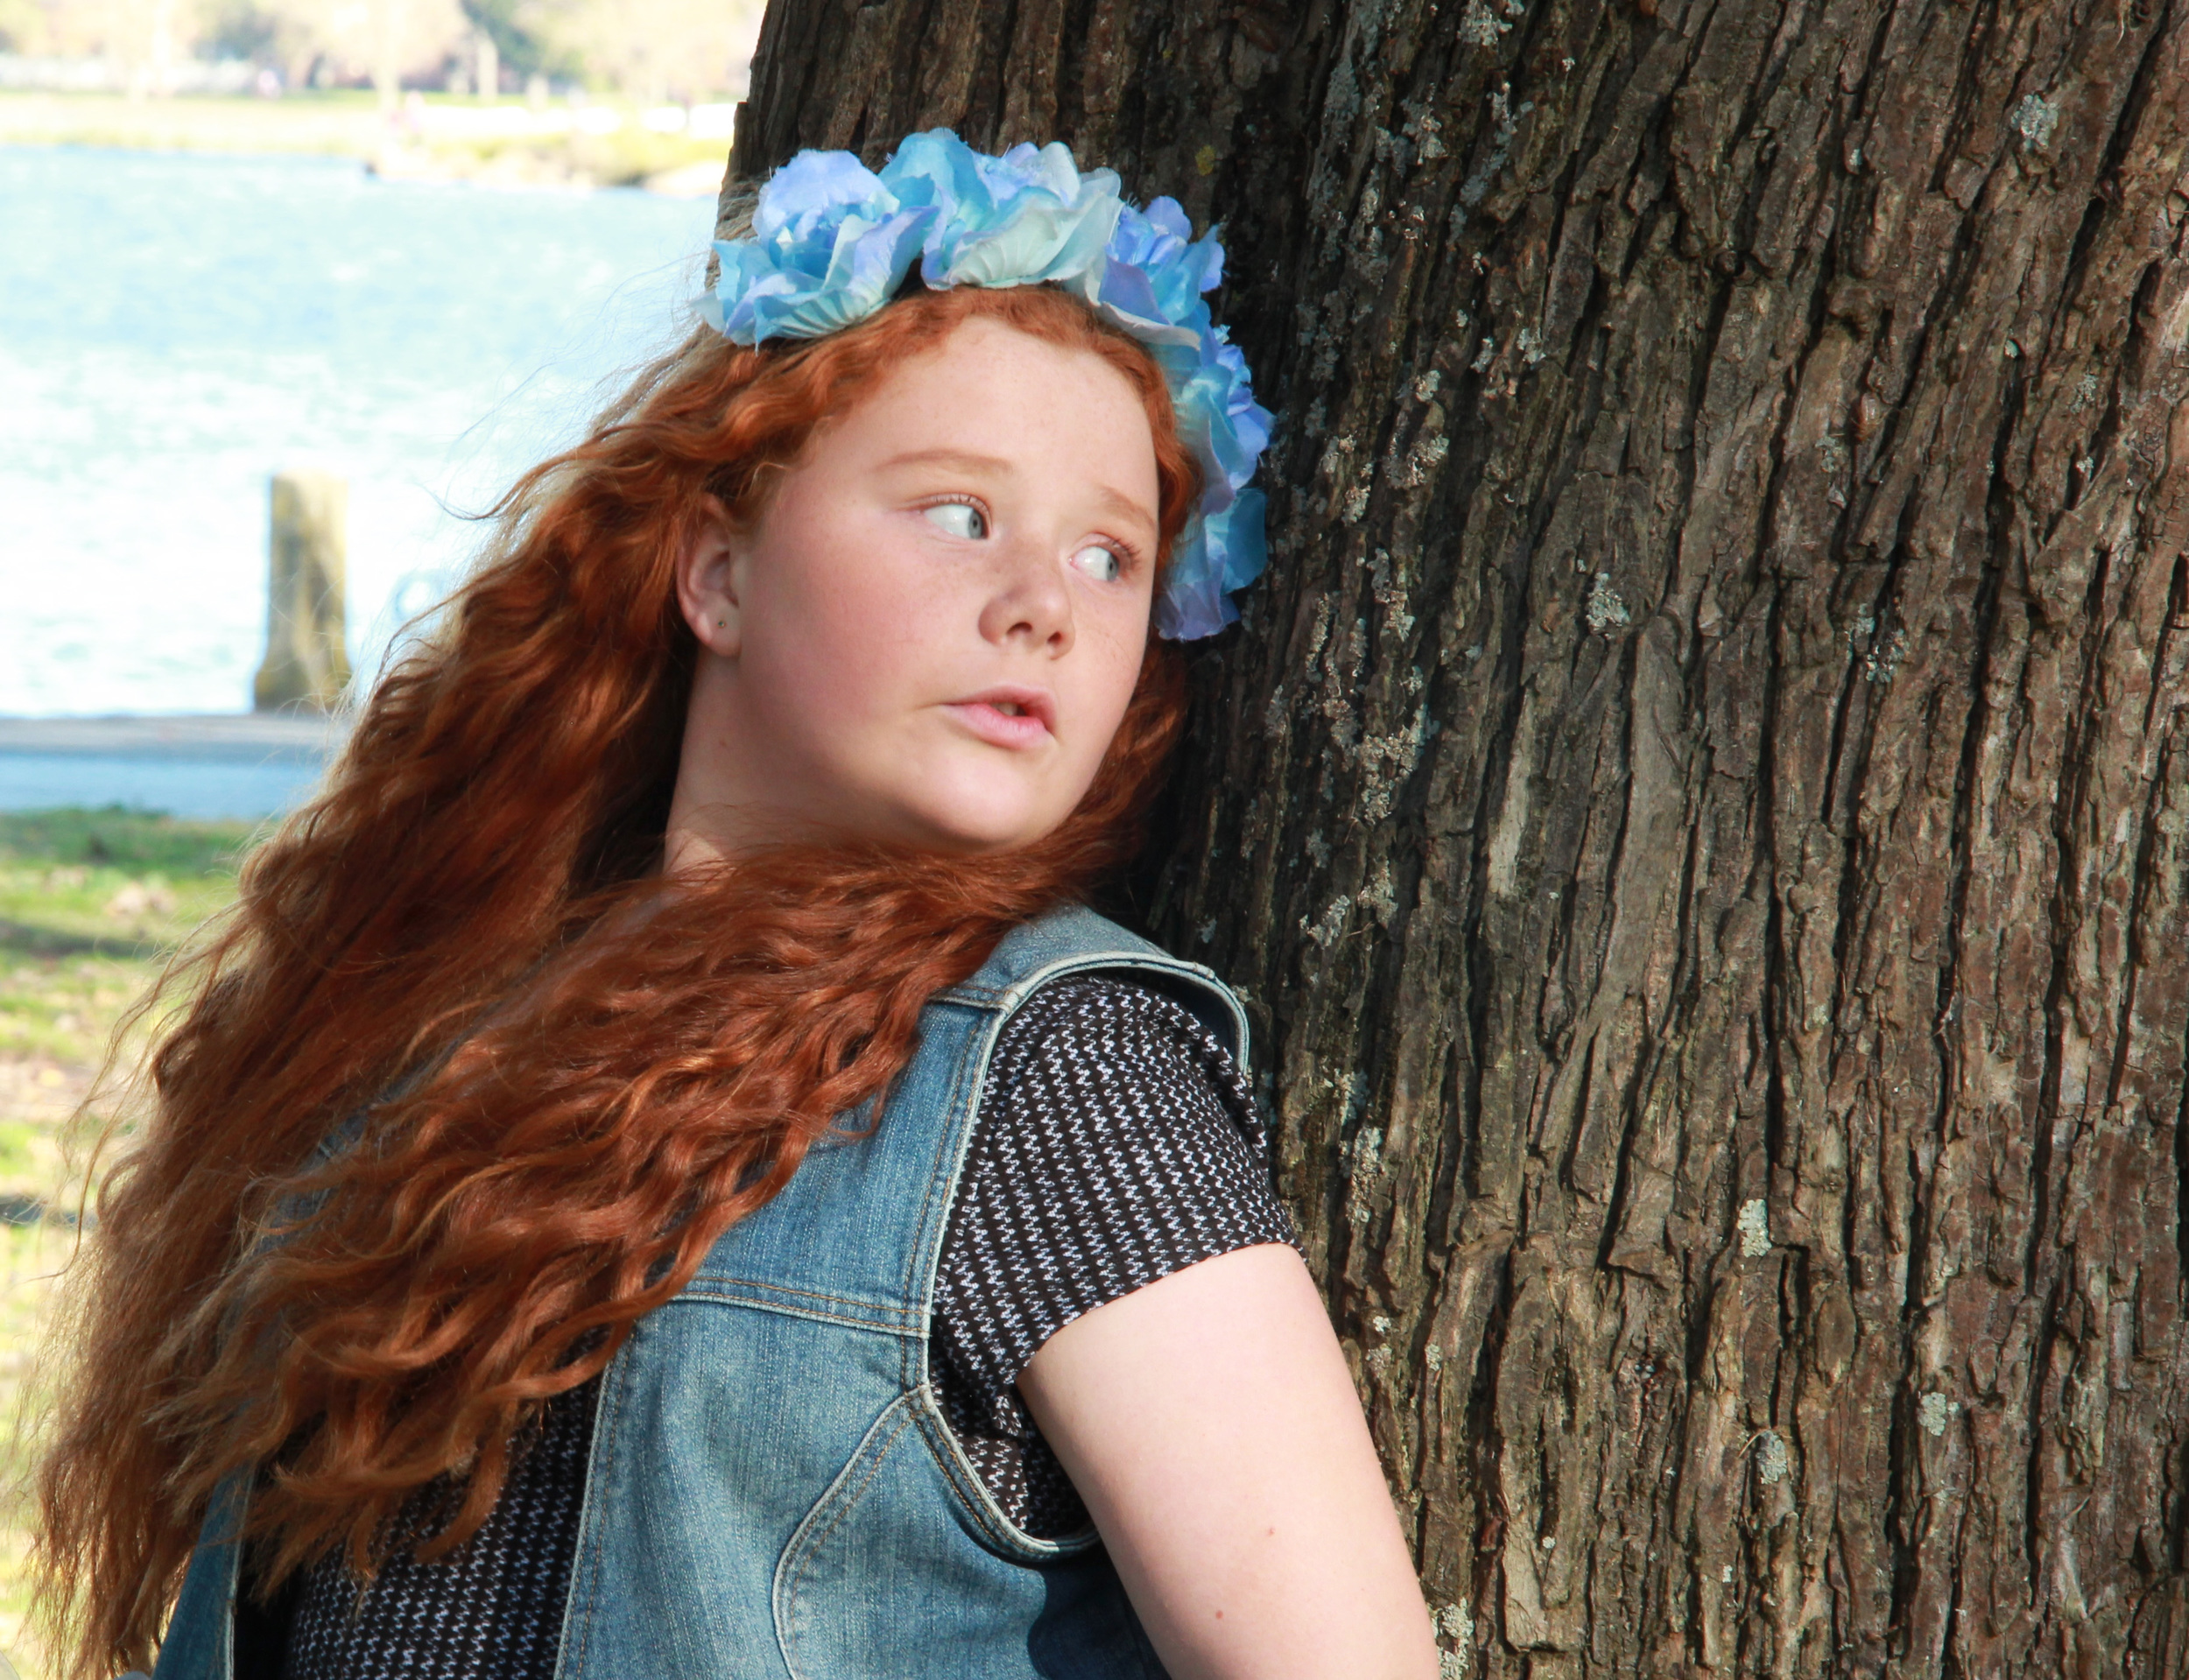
[32,282,1200,1680]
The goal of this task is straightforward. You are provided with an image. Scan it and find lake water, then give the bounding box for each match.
[0,750,320,818]
[1,144,720,813]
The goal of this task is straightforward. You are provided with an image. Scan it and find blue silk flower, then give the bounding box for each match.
[702,129,1272,641]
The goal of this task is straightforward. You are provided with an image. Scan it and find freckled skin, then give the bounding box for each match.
[665,318,1159,868]
[1021,1247,1442,1677]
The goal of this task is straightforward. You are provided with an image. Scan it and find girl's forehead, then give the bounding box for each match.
[883,317,1130,394]
[837,321,1154,453]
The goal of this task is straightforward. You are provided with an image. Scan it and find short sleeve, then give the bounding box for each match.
[929,975,1297,1535]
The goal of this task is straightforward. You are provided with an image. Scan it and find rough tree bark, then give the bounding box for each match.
[724,2,2189,1673]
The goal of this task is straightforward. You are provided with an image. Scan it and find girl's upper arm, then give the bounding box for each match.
[1015,1242,1440,1680]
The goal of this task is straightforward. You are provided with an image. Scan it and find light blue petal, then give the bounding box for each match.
[1088,258,1200,363]
[1153,528,1235,639]
[1185,227,1225,293]
[819,207,930,301]
[1212,489,1268,592]
[755,150,895,243]
[1104,204,1158,271]
[1023,141,1085,202]
[1145,196,1192,244]
[1230,392,1274,461]
[704,132,1273,640]
[931,186,1121,289]
[707,249,803,343]
[1092,255,1165,324]
[883,129,986,221]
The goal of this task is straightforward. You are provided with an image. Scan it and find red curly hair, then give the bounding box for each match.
[32,283,1201,1680]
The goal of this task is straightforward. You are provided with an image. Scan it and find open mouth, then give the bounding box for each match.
[953,687,1055,729]
[946,688,1056,747]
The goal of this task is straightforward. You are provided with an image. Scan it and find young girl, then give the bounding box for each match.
[35,131,1439,1680]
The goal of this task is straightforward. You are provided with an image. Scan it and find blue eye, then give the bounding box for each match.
[1071,544,1123,582]
[925,501,988,539]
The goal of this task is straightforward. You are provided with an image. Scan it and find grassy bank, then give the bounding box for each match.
[0,807,251,1678]
[0,89,731,192]
[0,87,384,155]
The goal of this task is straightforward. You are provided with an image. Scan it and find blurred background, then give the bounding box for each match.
[4,0,764,120]
[0,5,753,1663]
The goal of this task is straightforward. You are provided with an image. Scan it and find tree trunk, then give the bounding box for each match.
[727,3,2189,1672]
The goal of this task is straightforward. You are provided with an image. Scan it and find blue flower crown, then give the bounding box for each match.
[701,129,1271,641]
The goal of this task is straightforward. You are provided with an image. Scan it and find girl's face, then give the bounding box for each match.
[669,315,1162,863]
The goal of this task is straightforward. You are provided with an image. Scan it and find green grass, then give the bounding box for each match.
[0,806,257,877]
[0,91,731,189]
[0,809,250,1677]
[0,1219,78,1680]
[0,88,388,157]
[419,125,728,189]
[0,807,253,1067]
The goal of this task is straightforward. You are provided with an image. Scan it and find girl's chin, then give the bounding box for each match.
[892,812,1057,856]
[877,780,1074,855]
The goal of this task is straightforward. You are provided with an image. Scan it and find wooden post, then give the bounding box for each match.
[253,469,350,713]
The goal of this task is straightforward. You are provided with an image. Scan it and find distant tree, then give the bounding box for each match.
[197,0,283,67]
[729,2,2189,1674]
[449,0,756,97]
[457,0,569,85]
[0,0,50,54]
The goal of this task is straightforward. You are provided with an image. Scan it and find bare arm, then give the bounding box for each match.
[1016,1242,1439,1680]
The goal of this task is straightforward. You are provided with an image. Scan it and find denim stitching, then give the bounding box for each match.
[555,911,1254,1668]
[679,1274,921,1315]
[213,1474,249,1680]
[908,947,1250,1543]
[907,1381,1091,1563]
[902,1013,983,1392]
[986,953,1248,1061]
[773,1395,921,1680]
[554,1338,628,1678]
[672,1288,920,1338]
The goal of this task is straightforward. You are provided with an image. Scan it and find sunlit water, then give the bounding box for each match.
[0,144,719,723]
[0,145,719,814]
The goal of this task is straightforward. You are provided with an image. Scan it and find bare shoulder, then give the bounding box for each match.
[1018,1244,1439,1680]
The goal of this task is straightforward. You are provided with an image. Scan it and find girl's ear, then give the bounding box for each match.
[677,495,751,658]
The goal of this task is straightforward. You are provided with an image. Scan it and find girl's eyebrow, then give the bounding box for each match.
[877,447,1012,475]
[878,448,1155,532]
[1087,486,1158,535]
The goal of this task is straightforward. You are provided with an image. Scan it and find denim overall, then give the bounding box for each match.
[151,903,1247,1680]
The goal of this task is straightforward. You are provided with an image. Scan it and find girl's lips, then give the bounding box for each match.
[944,699,1054,749]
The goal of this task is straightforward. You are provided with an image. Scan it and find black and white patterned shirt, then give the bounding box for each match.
[256,978,1296,1678]
[929,975,1296,1536]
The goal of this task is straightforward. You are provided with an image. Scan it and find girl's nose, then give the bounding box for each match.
[978,539,1074,654]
